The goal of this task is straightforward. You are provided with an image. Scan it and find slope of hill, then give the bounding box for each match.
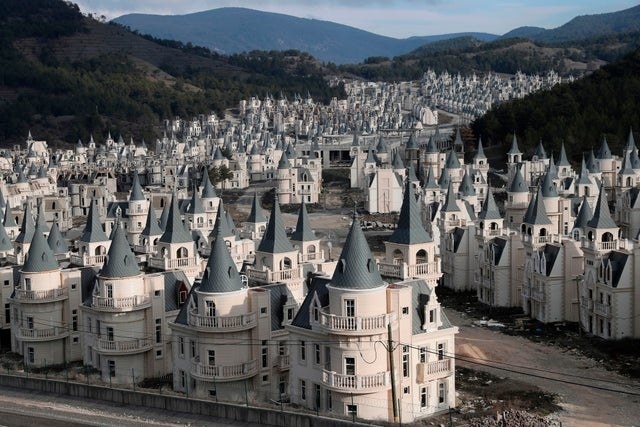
[0,1,344,148]
[471,47,640,162]
[113,7,499,64]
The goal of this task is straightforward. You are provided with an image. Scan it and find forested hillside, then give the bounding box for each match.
[0,1,343,148]
[471,48,640,162]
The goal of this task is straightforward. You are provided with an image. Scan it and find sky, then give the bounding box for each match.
[74,0,639,38]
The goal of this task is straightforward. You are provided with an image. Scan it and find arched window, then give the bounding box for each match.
[393,249,403,265]
[95,245,106,256]
[177,247,188,258]
[602,232,613,242]
[416,249,427,264]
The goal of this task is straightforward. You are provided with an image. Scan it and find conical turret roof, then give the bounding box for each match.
[509,166,528,193]
[556,143,570,166]
[508,133,521,155]
[277,151,290,170]
[159,201,170,231]
[159,193,193,244]
[533,141,547,159]
[22,220,58,273]
[597,136,612,159]
[3,200,17,228]
[100,222,140,278]
[0,217,13,251]
[574,196,593,229]
[15,205,35,244]
[478,188,501,220]
[331,215,384,290]
[290,202,316,242]
[141,205,162,237]
[458,169,476,197]
[186,187,204,215]
[200,171,218,199]
[257,195,294,253]
[389,179,431,244]
[474,137,486,160]
[129,171,145,202]
[540,171,558,197]
[587,184,617,229]
[438,168,451,189]
[209,201,234,240]
[441,181,460,212]
[391,151,405,169]
[47,221,68,255]
[246,192,267,223]
[444,149,461,169]
[423,165,439,190]
[577,156,592,185]
[80,199,109,243]
[199,216,244,293]
[524,188,551,225]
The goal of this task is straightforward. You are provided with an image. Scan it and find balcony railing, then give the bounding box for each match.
[524,234,560,245]
[92,295,151,311]
[147,256,199,270]
[378,262,440,279]
[276,354,290,371]
[96,338,152,354]
[70,253,107,267]
[298,251,324,263]
[416,358,453,383]
[188,310,256,331]
[14,288,67,302]
[245,267,300,283]
[582,239,621,252]
[191,360,257,382]
[314,310,394,335]
[17,326,69,341]
[321,369,390,393]
[580,297,593,310]
[594,302,611,317]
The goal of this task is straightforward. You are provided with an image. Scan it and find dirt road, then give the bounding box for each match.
[448,309,640,427]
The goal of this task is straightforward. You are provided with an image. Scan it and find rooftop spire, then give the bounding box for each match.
[587,184,617,229]
[257,194,294,253]
[389,178,431,244]
[524,187,551,225]
[159,193,193,244]
[478,188,501,220]
[47,221,68,255]
[79,198,109,243]
[100,222,140,278]
[15,203,35,244]
[140,205,162,237]
[441,180,460,212]
[129,171,145,202]
[22,219,58,273]
[290,201,316,242]
[331,214,384,290]
[246,192,267,223]
[199,214,244,293]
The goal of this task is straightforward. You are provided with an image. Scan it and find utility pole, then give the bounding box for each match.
[387,323,398,423]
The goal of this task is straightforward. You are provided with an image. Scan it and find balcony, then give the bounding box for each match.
[70,253,107,267]
[191,360,257,382]
[408,261,441,278]
[275,354,290,371]
[6,253,25,265]
[17,326,69,342]
[92,295,151,311]
[594,302,611,318]
[378,262,441,280]
[132,244,157,255]
[96,338,152,354]
[321,369,390,394]
[416,358,453,383]
[314,310,394,335]
[245,267,300,283]
[147,256,199,270]
[580,297,593,310]
[582,239,622,252]
[531,289,545,302]
[523,234,560,245]
[187,310,256,331]
[14,288,68,303]
[298,251,324,263]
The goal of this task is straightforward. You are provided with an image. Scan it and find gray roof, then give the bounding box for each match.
[100,222,140,278]
[159,202,170,231]
[425,135,438,154]
[444,149,461,169]
[159,193,193,244]
[619,150,634,175]
[423,165,440,190]
[556,143,571,166]
[200,171,218,199]
[458,169,476,197]
[392,151,405,170]
[209,201,234,239]
[22,221,58,273]
[539,244,560,276]
[533,141,547,159]
[586,150,600,173]
[15,206,35,244]
[3,200,17,228]
[524,188,552,225]
[587,184,617,229]
[388,179,431,245]
[257,196,294,254]
[0,189,5,209]
[290,202,316,242]
[441,181,460,212]
[577,156,592,185]
[508,134,521,155]
[80,199,109,243]
[186,188,205,215]
[478,188,502,220]
[474,138,487,160]
[129,171,145,202]
[141,206,162,237]
[625,127,637,152]
[291,276,330,330]
[47,221,68,255]
[246,192,267,224]
[199,216,244,293]
[406,132,419,150]
[277,151,290,170]
[438,167,451,189]
[540,171,558,198]
[574,196,593,229]
[330,215,384,290]
[0,217,12,251]
[597,136,613,159]
[509,165,528,193]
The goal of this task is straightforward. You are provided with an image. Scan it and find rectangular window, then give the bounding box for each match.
[287,308,294,321]
[178,337,184,356]
[438,382,446,404]
[345,299,355,317]
[206,300,215,317]
[300,340,306,361]
[190,340,196,358]
[314,383,321,410]
[208,350,215,366]
[154,290,161,297]
[72,309,78,331]
[106,326,114,341]
[429,309,435,323]
[261,340,269,368]
[437,342,445,360]
[108,360,116,378]
[260,306,268,315]
[3,280,8,286]
[27,316,34,329]
[106,283,113,299]
[403,386,410,394]
[420,387,427,408]
[180,370,186,388]
[4,303,9,324]
[71,283,77,290]
[325,389,332,411]
[345,357,355,375]
[24,278,31,291]
[346,405,357,417]
[402,345,409,377]
[314,344,321,365]
[419,347,427,364]
[27,347,34,364]
[155,318,162,343]
[300,380,306,400]
[87,316,92,333]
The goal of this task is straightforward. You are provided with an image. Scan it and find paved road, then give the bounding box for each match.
[447,308,640,427]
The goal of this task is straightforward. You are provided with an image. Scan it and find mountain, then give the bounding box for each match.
[504,4,640,43]
[0,0,344,148]
[113,7,499,64]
